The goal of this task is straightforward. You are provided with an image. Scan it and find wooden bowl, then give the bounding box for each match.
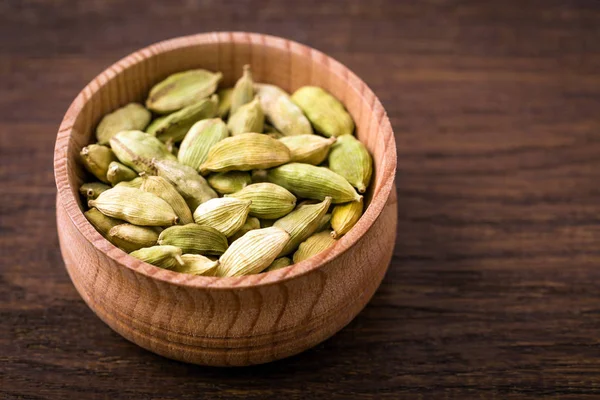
[54,32,397,366]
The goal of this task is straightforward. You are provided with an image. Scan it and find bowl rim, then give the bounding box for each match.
[54,31,397,290]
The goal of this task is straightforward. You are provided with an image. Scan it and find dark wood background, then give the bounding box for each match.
[3,0,600,398]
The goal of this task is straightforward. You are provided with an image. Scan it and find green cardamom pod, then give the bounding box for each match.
[230,65,255,115]
[227,97,264,136]
[178,118,229,171]
[80,182,110,200]
[215,227,290,277]
[140,175,194,225]
[264,257,292,272]
[217,88,233,118]
[80,144,117,183]
[200,133,291,174]
[88,186,179,226]
[280,135,336,165]
[267,163,361,203]
[229,216,260,243]
[227,182,296,219]
[207,171,251,195]
[315,213,332,233]
[174,254,219,276]
[293,231,337,263]
[255,83,313,136]
[107,224,159,252]
[129,245,184,269]
[291,86,354,137]
[84,208,122,236]
[95,103,151,145]
[331,198,363,238]
[153,159,218,211]
[109,130,176,174]
[274,197,331,255]
[328,135,373,193]
[106,161,137,185]
[158,224,228,255]
[192,197,252,237]
[146,69,222,114]
[115,176,144,189]
[147,95,219,143]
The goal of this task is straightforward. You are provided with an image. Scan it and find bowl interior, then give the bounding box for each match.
[55,32,396,287]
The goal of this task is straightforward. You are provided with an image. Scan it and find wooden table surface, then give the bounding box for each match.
[3,0,600,398]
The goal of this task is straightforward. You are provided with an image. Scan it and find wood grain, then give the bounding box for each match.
[3,0,600,398]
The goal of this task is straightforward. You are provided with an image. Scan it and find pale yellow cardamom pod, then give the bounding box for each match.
[217,88,233,118]
[80,144,117,183]
[174,254,219,276]
[192,197,252,237]
[331,198,363,238]
[207,171,252,195]
[114,176,144,189]
[267,163,361,203]
[146,69,222,114]
[178,118,229,171]
[227,182,296,219]
[328,135,373,193]
[293,231,337,263]
[84,208,122,236]
[107,224,159,252]
[88,186,179,226]
[230,65,255,115]
[106,161,137,185]
[109,130,176,174]
[264,257,292,272]
[153,159,218,210]
[227,96,264,135]
[200,133,291,174]
[229,216,260,243]
[140,175,194,225]
[291,86,354,137]
[158,224,228,255]
[215,227,290,277]
[273,197,331,255]
[255,83,313,136]
[80,182,110,200]
[95,103,151,145]
[129,245,184,270]
[279,135,336,165]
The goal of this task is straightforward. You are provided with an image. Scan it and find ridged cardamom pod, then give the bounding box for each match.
[88,186,179,226]
[146,95,219,143]
[264,257,292,272]
[291,86,354,137]
[255,83,313,136]
[227,183,296,219]
[217,88,233,118]
[80,144,116,183]
[84,208,122,236]
[227,97,264,136]
[192,197,251,237]
[178,118,229,171]
[115,176,144,189]
[328,135,373,193]
[316,213,332,233]
[229,216,260,243]
[109,130,176,174]
[158,224,228,255]
[200,133,291,174]
[215,227,290,277]
[140,175,194,225]
[106,161,137,185]
[107,224,159,252]
[80,182,110,200]
[129,245,184,270]
[207,171,251,195]
[280,135,336,165]
[331,197,363,238]
[146,69,222,114]
[267,163,361,203]
[153,159,218,211]
[174,254,219,276]
[273,197,331,255]
[293,231,337,263]
[230,65,255,115]
[95,103,151,145]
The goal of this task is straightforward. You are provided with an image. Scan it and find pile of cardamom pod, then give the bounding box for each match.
[80,65,373,277]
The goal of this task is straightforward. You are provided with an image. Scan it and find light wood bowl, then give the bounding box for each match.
[54,32,397,366]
